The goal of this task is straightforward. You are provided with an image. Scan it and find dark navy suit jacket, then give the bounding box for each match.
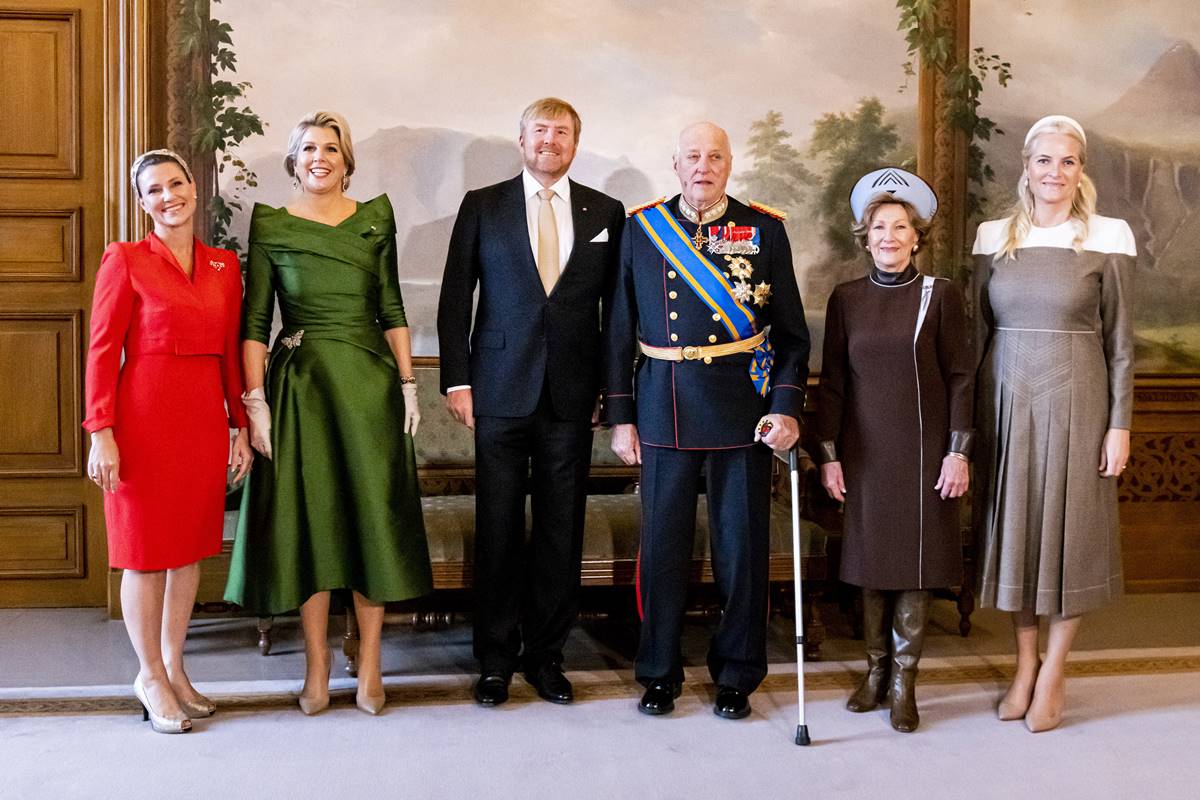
[437,174,625,420]
[603,195,811,448]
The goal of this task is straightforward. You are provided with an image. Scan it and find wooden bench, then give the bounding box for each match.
[192,364,830,662]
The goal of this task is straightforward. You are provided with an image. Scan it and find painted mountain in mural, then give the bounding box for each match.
[1095,40,1200,150]
[979,40,1200,372]
[229,125,655,354]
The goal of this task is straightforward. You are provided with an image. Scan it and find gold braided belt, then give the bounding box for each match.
[638,330,766,362]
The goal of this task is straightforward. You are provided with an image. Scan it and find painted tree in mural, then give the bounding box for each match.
[738,111,814,215]
[808,98,900,258]
[176,0,264,257]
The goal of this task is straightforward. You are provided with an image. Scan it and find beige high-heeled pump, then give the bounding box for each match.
[355,688,386,715]
[298,648,331,715]
[134,675,192,734]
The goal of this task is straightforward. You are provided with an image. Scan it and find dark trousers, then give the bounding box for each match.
[472,383,593,676]
[636,443,772,693]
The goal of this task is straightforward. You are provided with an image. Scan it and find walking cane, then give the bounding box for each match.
[789,447,811,746]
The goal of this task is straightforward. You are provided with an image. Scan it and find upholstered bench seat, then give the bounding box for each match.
[419,492,827,588]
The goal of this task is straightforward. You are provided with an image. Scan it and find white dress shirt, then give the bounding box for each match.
[447,171,574,395]
[523,168,574,273]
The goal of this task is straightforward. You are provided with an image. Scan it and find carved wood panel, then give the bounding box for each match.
[0,10,80,178]
[0,505,84,578]
[0,208,81,281]
[1121,434,1200,502]
[0,312,81,476]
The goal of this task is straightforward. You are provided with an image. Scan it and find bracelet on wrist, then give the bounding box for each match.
[399,376,417,385]
[946,452,969,464]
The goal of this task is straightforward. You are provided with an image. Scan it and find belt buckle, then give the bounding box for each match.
[682,345,701,361]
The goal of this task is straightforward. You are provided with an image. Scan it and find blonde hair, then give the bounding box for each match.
[998,118,1097,260]
[284,111,356,186]
[851,197,931,251]
[519,97,581,143]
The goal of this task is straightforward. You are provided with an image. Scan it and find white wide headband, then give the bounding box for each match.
[1024,115,1087,147]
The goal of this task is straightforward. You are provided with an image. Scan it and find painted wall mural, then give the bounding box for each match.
[167,0,921,364]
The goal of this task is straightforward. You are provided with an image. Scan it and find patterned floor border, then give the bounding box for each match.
[3,652,1197,717]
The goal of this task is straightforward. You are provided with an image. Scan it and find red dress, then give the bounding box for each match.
[83,234,249,570]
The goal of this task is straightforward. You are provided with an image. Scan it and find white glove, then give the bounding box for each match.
[241,387,273,459]
[401,382,420,437]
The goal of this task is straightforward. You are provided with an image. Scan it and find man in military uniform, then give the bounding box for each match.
[604,122,810,719]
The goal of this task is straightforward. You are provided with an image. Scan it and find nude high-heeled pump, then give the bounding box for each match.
[355,688,386,715]
[298,648,331,715]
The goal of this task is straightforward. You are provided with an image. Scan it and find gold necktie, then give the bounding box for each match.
[537,188,560,295]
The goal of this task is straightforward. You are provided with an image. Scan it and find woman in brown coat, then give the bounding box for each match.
[817,168,974,732]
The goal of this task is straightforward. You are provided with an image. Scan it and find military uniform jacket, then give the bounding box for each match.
[603,195,810,449]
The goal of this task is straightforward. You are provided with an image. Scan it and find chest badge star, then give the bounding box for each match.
[752,282,773,307]
[732,281,754,304]
[725,255,753,280]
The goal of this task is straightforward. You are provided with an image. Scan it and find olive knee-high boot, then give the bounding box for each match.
[846,588,893,712]
[889,590,931,732]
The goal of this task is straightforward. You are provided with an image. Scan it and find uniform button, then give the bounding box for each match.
[668,291,678,300]
[708,334,718,343]
[667,270,677,279]
[711,313,721,321]
[670,333,678,342]
[669,312,678,320]
[703,356,713,364]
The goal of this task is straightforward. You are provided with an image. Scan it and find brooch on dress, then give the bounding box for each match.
[208,259,225,272]
[281,330,305,349]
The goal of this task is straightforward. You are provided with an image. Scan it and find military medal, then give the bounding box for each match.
[706,224,761,255]
[691,226,708,250]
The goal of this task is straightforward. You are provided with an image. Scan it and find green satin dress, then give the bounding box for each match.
[224,194,432,614]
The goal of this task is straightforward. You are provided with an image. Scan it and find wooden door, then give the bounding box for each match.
[0,1,109,605]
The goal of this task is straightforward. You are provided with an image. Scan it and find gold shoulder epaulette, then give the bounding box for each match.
[627,197,667,217]
[748,200,787,221]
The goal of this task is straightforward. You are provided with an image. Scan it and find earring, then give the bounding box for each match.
[292,178,300,190]
[341,175,350,191]
[913,243,919,252]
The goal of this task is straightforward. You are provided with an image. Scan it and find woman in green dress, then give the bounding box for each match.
[225,111,432,716]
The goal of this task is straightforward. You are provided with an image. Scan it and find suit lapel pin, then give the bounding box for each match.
[209,259,225,271]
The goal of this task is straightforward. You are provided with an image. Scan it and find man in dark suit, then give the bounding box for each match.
[437,98,624,707]
[604,122,810,720]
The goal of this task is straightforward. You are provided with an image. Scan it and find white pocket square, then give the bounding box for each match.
[589,228,609,243]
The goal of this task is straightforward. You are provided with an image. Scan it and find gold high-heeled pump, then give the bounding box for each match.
[179,692,217,719]
[134,675,191,734]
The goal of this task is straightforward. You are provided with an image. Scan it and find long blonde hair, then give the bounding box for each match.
[998,119,1097,260]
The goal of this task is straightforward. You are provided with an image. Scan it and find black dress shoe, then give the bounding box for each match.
[638,681,682,716]
[713,686,751,720]
[525,663,573,705]
[473,673,510,707]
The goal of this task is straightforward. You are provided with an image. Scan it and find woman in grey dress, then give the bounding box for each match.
[818,168,973,733]
[973,115,1134,732]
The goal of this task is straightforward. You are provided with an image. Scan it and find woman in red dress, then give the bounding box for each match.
[84,149,253,733]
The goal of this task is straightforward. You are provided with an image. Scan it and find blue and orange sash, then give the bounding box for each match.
[634,202,773,395]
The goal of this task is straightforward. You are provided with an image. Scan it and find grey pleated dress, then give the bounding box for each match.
[972,215,1135,617]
